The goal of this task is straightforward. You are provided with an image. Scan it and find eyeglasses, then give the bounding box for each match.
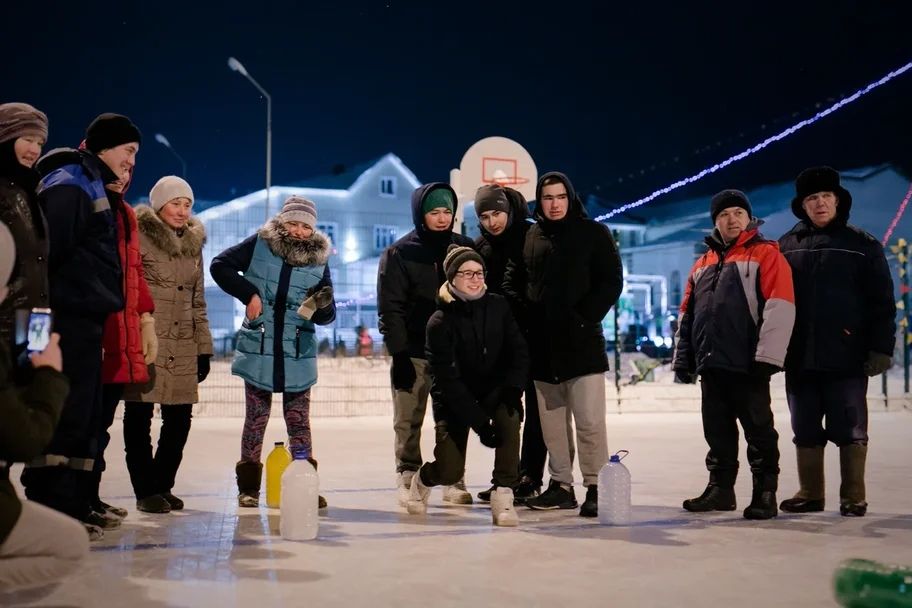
[541,194,569,203]
[454,270,486,279]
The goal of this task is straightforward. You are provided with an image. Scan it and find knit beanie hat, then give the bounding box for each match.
[0,102,48,144]
[474,184,511,216]
[422,187,455,214]
[85,113,142,153]
[279,195,317,226]
[710,189,752,223]
[0,221,15,303]
[443,244,485,283]
[150,175,194,212]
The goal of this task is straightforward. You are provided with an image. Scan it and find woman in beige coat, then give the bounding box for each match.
[122,176,213,514]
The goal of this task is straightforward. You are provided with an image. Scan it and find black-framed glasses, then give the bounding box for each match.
[454,270,485,279]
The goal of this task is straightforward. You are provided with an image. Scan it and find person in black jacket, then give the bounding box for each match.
[504,172,623,517]
[473,184,545,504]
[778,167,895,518]
[377,183,475,507]
[406,245,528,526]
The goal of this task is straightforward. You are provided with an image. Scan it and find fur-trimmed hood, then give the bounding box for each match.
[135,204,206,257]
[258,217,331,267]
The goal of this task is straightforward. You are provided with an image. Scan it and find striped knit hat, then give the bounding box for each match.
[443,244,485,282]
[279,195,317,227]
[0,102,48,144]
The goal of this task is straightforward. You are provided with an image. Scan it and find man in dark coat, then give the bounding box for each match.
[377,183,475,506]
[778,166,895,517]
[504,171,623,517]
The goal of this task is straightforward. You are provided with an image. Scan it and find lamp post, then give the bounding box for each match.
[228,56,272,221]
[153,133,187,178]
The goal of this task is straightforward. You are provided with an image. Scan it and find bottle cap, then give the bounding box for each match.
[274,441,285,446]
[291,447,311,460]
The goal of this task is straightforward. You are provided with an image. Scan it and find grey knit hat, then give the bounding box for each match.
[279,195,317,226]
[150,175,194,212]
[443,244,485,282]
[0,102,48,144]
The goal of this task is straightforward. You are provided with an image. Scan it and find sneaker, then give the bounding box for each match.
[397,471,415,507]
[238,493,259,508]
[84,509,121,530]
[513,477,542,505]
[477,485,495,503]
[137,495,172,514]
[84,522,104,541]
[526,480,578,510]
[161,492,184,511]
[491,487,519,527]
[97,500,128,520]
[579,485,598,518]
[406,473,431,515]
[442,479,473,505]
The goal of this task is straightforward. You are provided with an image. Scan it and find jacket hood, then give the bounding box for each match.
[705,219,765,252]
[35,147,119,185]
[135,204,206,257]
[411,182,459,234]
[533,171,587,223]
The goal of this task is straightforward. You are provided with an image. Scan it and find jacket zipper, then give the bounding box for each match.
[259,324,266,355]
[295,327,301,359]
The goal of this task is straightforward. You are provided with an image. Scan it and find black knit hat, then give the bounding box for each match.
[474,184,511,216]
[85,113,142,153]
[443,244,485,282]
[710,189,752,223]
[790,166,852,219]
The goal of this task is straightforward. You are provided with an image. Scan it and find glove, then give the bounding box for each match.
[476,421,502,449]
[312,286,334,309]
[197,354,211,383]
[674,369,696,384]
[501,386,524,422]
[749,361,781,379]
[863,351,892,377]
[140,313,158,365]
[391,352,417,392]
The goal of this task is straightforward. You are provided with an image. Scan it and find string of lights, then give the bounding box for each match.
[596,60,912,222]
[882,182,912,245]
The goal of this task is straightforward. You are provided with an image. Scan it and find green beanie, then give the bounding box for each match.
[422,187,455,214]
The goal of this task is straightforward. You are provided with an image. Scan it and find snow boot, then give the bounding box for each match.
[442,477,473,504]
[491,487,519,527]
[236,461,262,508]
[780,446,825,513]
[406,470,431,515]
[839,444,868,517]
[743,474,778,520]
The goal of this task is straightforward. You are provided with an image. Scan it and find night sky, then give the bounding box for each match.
[5,1,911,208]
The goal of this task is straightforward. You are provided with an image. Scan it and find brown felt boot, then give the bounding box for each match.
[780,446,825,513]
[839,444,868,517]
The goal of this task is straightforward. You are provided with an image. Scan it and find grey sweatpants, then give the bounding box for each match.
[535,373,608,486]
[392,357,431,473]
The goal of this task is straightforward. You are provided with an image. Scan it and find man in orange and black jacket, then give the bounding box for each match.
[672,189,795,520]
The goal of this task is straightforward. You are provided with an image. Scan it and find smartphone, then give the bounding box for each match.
[26,308,53,354]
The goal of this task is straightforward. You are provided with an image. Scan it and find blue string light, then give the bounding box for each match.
[596,60,912,222]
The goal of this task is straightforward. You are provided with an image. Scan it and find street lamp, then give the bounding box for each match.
[154,133,187,178]
[228,56,272,221]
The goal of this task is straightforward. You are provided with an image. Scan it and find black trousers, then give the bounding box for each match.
[785,371,868,447]
[123,402,193,499]
[421,405,521,489]
[700,370,780,487]
[518,378,546,485]
[22,315,105,520]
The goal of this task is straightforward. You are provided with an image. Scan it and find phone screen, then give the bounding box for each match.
[27,310,52,353]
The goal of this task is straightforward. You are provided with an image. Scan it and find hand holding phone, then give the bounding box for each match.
[26,308,53,354]
[29,332,62,372]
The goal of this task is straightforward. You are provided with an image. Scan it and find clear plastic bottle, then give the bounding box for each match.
[280,448,319,540]
[265,442,292,508]
[833,558,912,607]
[598,450,631,525]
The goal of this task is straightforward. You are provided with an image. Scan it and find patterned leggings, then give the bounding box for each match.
[241,382,312,462]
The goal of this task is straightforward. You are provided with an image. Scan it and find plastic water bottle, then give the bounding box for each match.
[265,442,292,508]
[834,559,912,607]
[598,450,631,525]
[280,448,319,540]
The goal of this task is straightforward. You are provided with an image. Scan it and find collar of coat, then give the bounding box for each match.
[705,219,764,253]
[135,204,206,257]
[259,218,331,267]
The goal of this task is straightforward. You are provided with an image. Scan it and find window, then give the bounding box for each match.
[379,176,397,198]
[374,225,397,251]
[317,222,338,247]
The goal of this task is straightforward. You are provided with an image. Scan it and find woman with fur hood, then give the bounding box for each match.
[211,195,336,508]
[121,176,213,514]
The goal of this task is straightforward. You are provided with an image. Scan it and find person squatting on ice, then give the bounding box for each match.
[211,195,336,509]
[122,176,213,514]
[376,183,475,507]
[673,189,795,520]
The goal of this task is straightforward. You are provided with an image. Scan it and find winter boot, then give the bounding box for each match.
[839,444,868,517]
[236,461,263,508]
[442,477,473,505]
[513,476,542,505]
[579,485,598,518]
[136,494,172,514]
[161,492,184,511]
[683,482,736,512]
[780,446,825,513]
[396,471,415,508]
[406,470,431,515]
[743,474,778,520]
[477,485,496,503]
[306,457,328,511]
[491,487,519,527]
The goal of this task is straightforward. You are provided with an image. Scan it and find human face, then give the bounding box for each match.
[159,197,192,229]
[479,210,508,236]
[424,208,453,232]
[14,136,44,167]
[284,220,314,240]
[540,183,569,221]
[714,206,750,243]
[452,260,485,296]
[802,191,838,228]
[98,142,139,184]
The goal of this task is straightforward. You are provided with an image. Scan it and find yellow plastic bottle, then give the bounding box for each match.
[265,442,292,508]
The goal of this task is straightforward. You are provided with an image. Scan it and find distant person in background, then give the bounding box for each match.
[122,176,212,514]
[211,195,335,509]
[357,325,374,357]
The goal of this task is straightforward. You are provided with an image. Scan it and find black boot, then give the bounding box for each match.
[236,461,263,507]
[477,485,495,503]
[683,484,736,512]
[743,474,778,520]
[579,485,598,518]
